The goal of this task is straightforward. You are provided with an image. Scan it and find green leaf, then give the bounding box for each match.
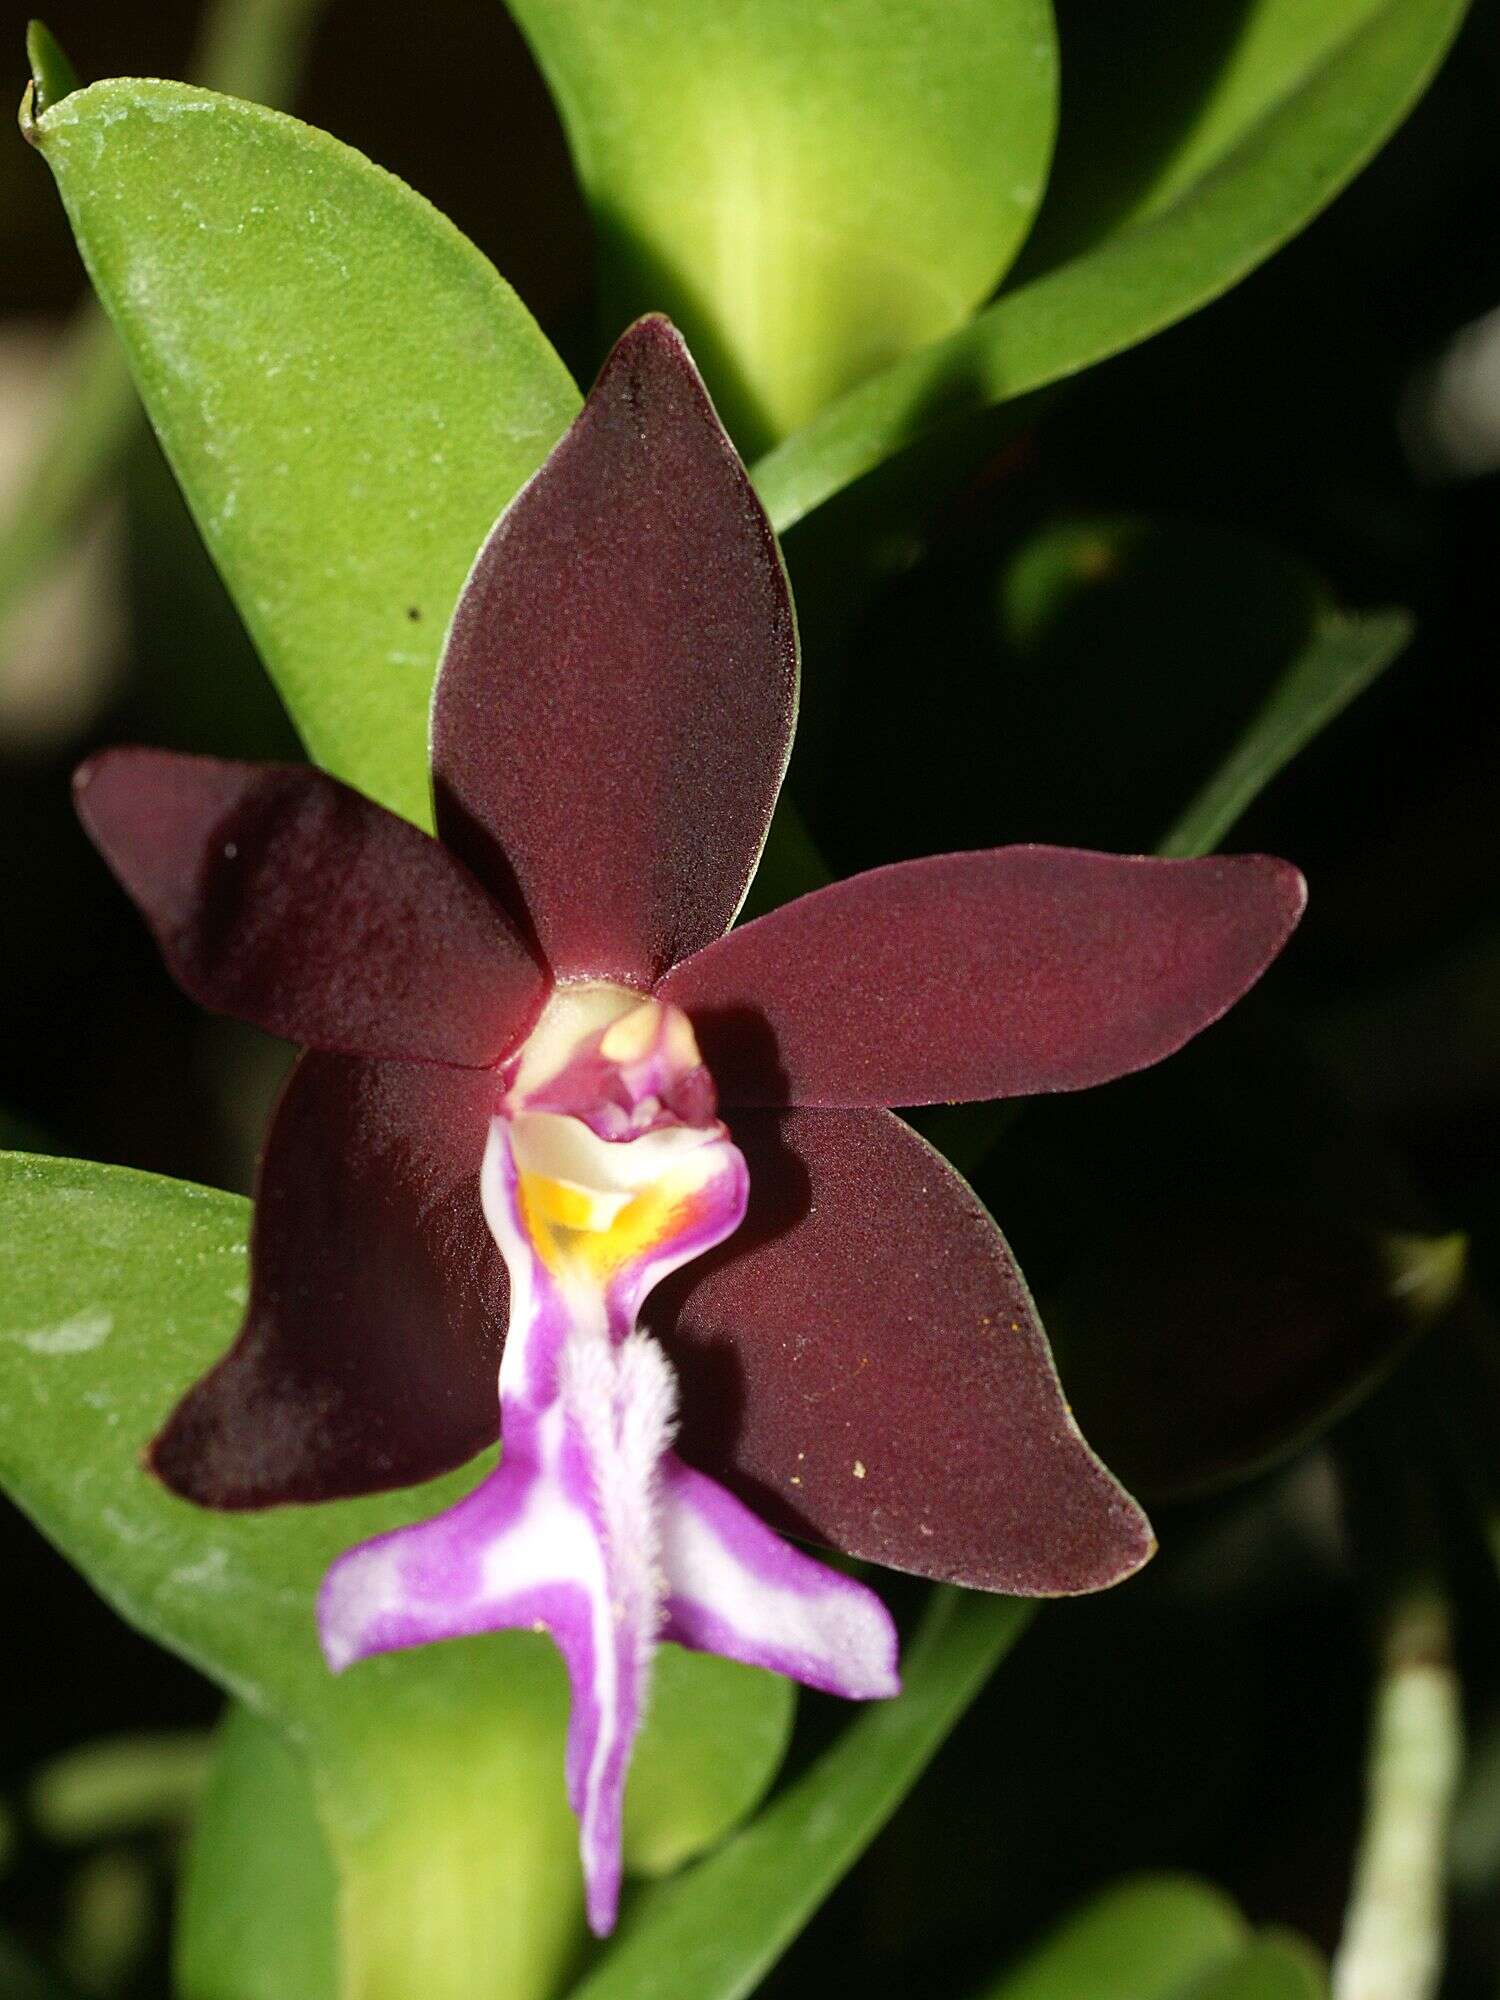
[566,1588,1033,2000]
[980,1874,1246,2000]
[508,0,1056,453]
[1188,1934,1330,2000]
[29,83,580,828]
[1159,609,1412,858]
[177,1706,338,2000]
[24,20,79,114]
[0,1153,793,2000]
[754,0,1467,531]
[977,1885,1329,2000]
[1017,0,1406,274]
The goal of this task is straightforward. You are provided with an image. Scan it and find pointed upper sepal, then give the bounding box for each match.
[652,1107,1155,1595]
[659,849,1307,1107]
[75,749,545,1066]
[432,316,798,986]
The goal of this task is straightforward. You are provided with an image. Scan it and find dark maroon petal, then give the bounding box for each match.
[659,848,1306,1107]
[74,748,544,1064]
[432,316,797,986]
[649,1106,1153,1595]
[150,1053,504,1507]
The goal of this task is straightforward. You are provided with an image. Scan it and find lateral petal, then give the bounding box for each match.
[75,748,544,1064]
[652,1107,1155,1596]
[658,848,1306,1107]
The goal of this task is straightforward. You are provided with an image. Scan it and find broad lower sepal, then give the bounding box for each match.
[657,1107,1156,1595]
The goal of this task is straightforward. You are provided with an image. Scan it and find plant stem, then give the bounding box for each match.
[1331,1587,1462,2000]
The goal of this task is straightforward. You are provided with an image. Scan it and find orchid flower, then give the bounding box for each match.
[74,317,1305,1932]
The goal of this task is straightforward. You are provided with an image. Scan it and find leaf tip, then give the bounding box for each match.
[1382,1229,1467,1325]
[24,19,79,122]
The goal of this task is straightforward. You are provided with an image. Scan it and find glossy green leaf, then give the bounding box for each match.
[508,0,1056,453]
[177,1706,338,2000]
[1018,0,1408,274]
[981,1874,1246,2000]
[1159,609,1412,858]
[754,0,1467,530]
[567,1588,1033,2000]
[0,1153,793,2000]
[28,84,581,828]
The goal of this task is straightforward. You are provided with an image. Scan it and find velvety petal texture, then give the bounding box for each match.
[151,1054,507,1508]
[432,316,798,986]
[653,1107,1155,1595]
[75,749,543,1065]
[659,848,1307,1108]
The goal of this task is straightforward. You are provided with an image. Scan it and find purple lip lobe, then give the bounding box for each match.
[317,992,899,1934]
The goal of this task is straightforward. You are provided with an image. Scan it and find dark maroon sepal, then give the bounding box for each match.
[150,1054,504,1507]
[659,849,1307,1108]
[432,315,798,986]
[75,749,545,1065]
[650,1106,1155,1594]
